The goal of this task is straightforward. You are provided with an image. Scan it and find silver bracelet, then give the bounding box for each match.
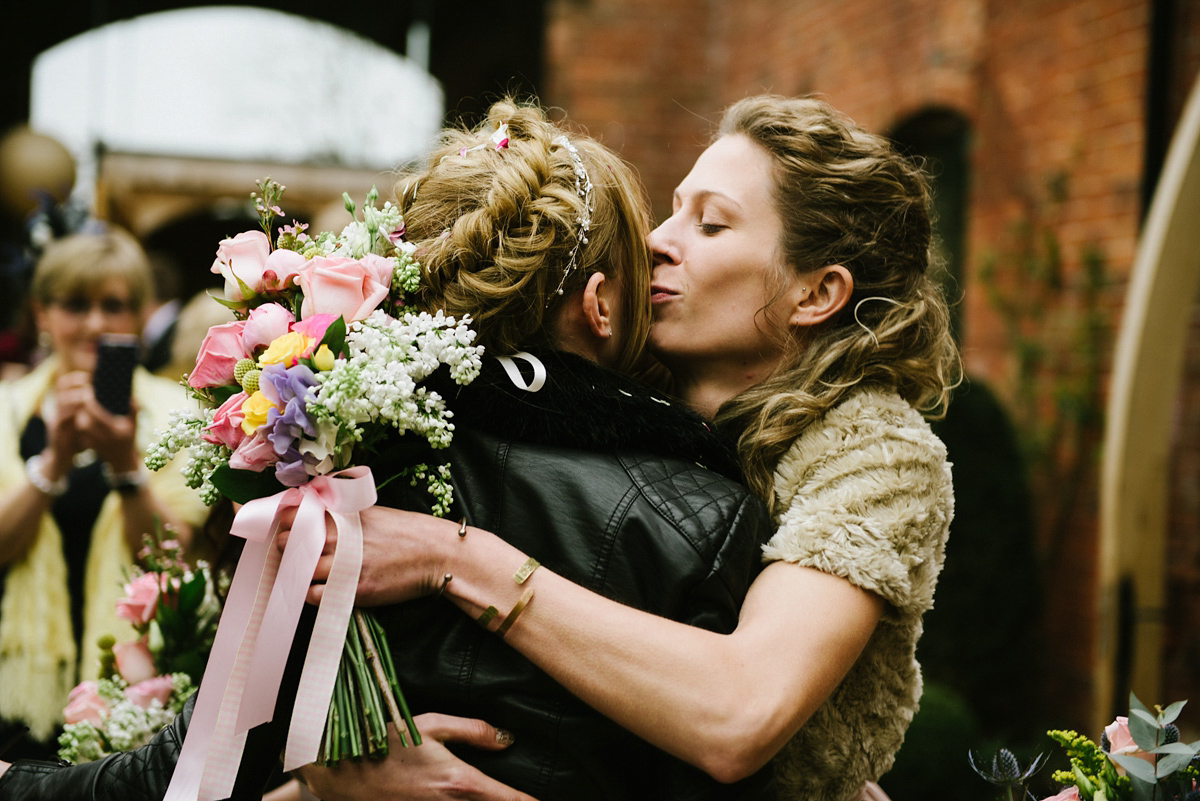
[26,453,68,497]
[101,462,149,494]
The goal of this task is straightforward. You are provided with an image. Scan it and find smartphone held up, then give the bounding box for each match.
[92,334,139,416]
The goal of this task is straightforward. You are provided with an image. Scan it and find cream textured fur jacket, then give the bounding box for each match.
[762,389,954,801]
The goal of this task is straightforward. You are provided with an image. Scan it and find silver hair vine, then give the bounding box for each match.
[548,135,594,304]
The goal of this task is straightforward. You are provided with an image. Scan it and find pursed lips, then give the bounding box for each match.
[650,284,679,303]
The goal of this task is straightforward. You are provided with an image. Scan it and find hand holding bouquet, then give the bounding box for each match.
[148,180,483,800]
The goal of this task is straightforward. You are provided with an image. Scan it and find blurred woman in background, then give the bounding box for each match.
[0,228,207,759]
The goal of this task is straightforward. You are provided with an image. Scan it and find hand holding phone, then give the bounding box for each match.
[92,334,140,416]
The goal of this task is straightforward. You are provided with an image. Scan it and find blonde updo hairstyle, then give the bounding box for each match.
[31,226,153,317]
[393,98,653,375]
[714,96,961,507]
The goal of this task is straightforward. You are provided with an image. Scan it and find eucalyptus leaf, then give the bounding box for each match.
[1156,750,1193,776]
[1148,742,1196,755]
[1129,775,1154,801]
[1109,752,1157,783]
[1129,691,1150,716]
[1128,708,1159,751]
[1160,700,1186,724]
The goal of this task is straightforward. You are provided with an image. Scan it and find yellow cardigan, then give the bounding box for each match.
[0,357,208,740]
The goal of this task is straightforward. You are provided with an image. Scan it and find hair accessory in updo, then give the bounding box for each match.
[456,123,511,158]
[549,135,594,302]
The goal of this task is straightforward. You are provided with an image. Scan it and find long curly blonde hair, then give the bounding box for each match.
[712,96,961,508]
[392,98,653,375]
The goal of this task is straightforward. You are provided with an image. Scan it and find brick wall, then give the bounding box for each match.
[544,0,1200,733]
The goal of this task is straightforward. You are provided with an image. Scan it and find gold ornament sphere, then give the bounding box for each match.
[0,127,76,221]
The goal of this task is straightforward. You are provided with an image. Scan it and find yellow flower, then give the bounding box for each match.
[240,390,276,435]
[258,331,315,367]
[313,344,336,372]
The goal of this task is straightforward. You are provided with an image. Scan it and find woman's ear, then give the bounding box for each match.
[581,271,613,339]
[788,265,853,329]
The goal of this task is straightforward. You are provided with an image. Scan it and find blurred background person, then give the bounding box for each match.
[0,227,207,760]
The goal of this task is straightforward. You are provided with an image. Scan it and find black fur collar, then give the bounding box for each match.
[428,350,742,481]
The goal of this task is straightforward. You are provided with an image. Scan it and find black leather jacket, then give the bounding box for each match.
[0,351,775,800]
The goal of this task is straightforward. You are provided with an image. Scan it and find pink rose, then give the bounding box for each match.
[211,231,271,301]
[243,303,296,355]
[187,321,247,389]
[291,313,338,343]
[125,675,175,710]
[229,429,278,472]
[63,680,109,725]
[202,391,249,450]
[1040,788,1081,801]
[211,231,312,301]
[113,639,158,685]
[115,572,160,625]
[298,254,392,323]
[260,248,310,293]
[1104,715,1156,773]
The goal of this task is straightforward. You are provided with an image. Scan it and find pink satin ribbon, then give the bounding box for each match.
[164,466,377,801]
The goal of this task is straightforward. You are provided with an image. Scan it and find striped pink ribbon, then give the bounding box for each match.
[164,466,376,801]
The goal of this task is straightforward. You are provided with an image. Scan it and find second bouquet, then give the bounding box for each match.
[148,180,483,801]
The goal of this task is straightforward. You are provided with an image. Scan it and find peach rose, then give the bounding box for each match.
[187,321,246,389]
[63,681,109,725]
[113,639,158,686]
[115,572,160,625]
[1104,716,1156,773]
[125,675,175,710]
[298,254,392,323]
[1040,788,1081,801]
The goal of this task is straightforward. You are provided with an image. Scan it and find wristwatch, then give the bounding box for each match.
[25,453,68,497]
[101,462,149,494]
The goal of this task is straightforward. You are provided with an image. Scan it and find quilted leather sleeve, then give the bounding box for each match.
[0,694,189,801]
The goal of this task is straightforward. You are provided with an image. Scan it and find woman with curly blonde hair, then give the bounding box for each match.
[0,99,775,801]
[295,94,959,801]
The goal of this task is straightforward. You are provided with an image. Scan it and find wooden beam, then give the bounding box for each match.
[1096,73,1200,733]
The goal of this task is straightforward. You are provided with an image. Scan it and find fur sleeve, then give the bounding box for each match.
[762,390,954,620]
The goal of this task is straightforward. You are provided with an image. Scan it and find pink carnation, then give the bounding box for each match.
[203,391,250,450]
[115,572,160,625]
[291,313,338,343]
[229,429,278,472]
[125,675,175,710]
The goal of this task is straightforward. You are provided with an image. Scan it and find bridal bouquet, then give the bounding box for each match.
[57,536,219,763]
[146,180,483,793]
[971,693,1200,801]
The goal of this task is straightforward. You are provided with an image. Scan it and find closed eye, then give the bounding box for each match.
[697,223,725,235]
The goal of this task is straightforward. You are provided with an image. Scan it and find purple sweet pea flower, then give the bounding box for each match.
[259,363,320,481]
[274,444,311,487]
